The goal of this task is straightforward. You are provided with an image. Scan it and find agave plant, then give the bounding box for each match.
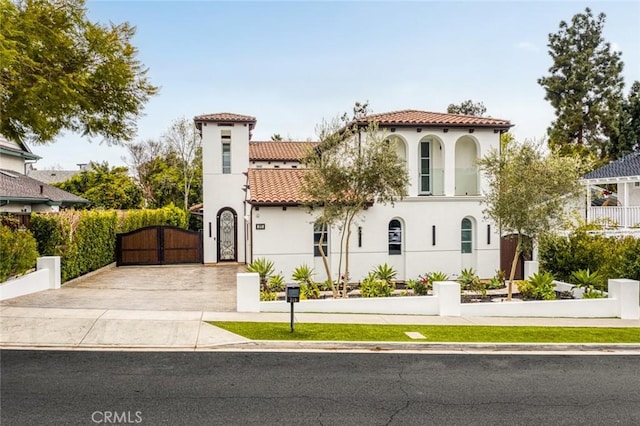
[428,271,449,282]
[373,263,397,284]
[246,258,275,290]
[292,264,315,286]
[570,269,605,293]
[458,268,485,297]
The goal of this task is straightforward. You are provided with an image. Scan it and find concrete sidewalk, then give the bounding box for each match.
[1,306,639,353]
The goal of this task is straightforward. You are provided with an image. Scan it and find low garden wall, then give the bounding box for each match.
[0,256,61,301]
[237,272,640,320]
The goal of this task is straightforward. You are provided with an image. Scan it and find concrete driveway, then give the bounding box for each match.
[0,264,246,312]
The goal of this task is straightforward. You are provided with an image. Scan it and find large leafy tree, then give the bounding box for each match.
[302,102,409,297]
[0,0,157,144]
[478,140,585,300]
[538,7,624,159]
[55,162,144,209]
[610,81,640,158]
[447,100,487,116]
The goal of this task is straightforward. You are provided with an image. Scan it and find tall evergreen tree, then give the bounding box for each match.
[610,81,640,158]
[538,8,624,159]
[447,100,487,116]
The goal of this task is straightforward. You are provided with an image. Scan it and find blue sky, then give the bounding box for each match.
[34,0,640,170]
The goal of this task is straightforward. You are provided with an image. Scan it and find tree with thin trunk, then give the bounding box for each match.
[302,102,409,298]
[125,138,165,207]
[162,118,202,211]
[478,139,585,300]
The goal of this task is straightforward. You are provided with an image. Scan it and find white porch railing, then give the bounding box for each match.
[589,206,640,228]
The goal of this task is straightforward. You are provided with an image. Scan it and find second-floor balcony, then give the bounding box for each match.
[417,168,480,197]
[455,168,480,196]
[588,206,640,229]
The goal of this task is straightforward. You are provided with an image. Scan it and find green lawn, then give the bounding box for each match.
[209,322,640,344]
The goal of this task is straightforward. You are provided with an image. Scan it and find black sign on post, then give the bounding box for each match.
[285,284,300,332]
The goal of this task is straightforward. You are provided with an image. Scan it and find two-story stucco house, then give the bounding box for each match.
[195,110,512,281]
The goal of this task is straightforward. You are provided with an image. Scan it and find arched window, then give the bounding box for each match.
[388,219,402,255]
[461,218,473,253]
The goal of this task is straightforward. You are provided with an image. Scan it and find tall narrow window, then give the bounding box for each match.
[461,218,473,253]
[388,219,402,255]
[419,141,431,194]
[314,223,328,257]
[222,142,231,174]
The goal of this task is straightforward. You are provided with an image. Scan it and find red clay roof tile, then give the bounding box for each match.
[247,169,313,205]
[249,141,318,161]
[194,112,257,123]
[358,110,512,127]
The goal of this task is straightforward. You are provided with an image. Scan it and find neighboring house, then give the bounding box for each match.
[582,151,640,229]
[0,136,87,218]
[26,163,91,185]
[195,110,512,281]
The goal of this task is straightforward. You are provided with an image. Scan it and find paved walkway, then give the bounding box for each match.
[1,265,639,352]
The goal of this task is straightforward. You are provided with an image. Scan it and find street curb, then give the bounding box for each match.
[2,341,640,353]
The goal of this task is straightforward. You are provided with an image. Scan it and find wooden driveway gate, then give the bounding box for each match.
[116,226,203,266]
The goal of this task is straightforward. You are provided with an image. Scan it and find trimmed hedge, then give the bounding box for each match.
[0,225,39,282]
[31,205,190,282]
[539,227,640,284]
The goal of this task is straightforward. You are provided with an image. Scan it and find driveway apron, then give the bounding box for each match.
[0,264,245,311]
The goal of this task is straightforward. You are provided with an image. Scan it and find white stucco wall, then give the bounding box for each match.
[201,121,251,263]
[249,199,500,283]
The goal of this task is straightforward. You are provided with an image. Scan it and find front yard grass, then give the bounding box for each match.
[209,322,640,344]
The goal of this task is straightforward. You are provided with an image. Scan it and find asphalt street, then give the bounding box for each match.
[2,350,639,425]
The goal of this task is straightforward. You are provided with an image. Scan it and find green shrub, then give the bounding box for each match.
[486,270,506,290]
[582,289,606,299]
[360,272,393,297]
[0,226,39,282]
[518,272,556,300]
[407,276,430,295]
[458,268,486,297]
[118,204,188,233]
[538,225,640,284]
[30,207,191,283]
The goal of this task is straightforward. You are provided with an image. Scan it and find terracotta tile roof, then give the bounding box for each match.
[582,151,640,180]
[249,141,318,161]
[0,169,88,204]
[358,110,512,128]
[194,113,256,123]
[247,168,313,205]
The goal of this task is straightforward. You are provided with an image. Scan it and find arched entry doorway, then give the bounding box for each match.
[217,207,237,262]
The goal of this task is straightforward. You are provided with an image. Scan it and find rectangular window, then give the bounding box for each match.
[420,141,431,194]
[314,223,328,257]
[222,142,231,174]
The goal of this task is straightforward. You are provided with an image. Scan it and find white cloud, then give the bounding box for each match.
[515,41,540,52]
[611,42,621,52]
